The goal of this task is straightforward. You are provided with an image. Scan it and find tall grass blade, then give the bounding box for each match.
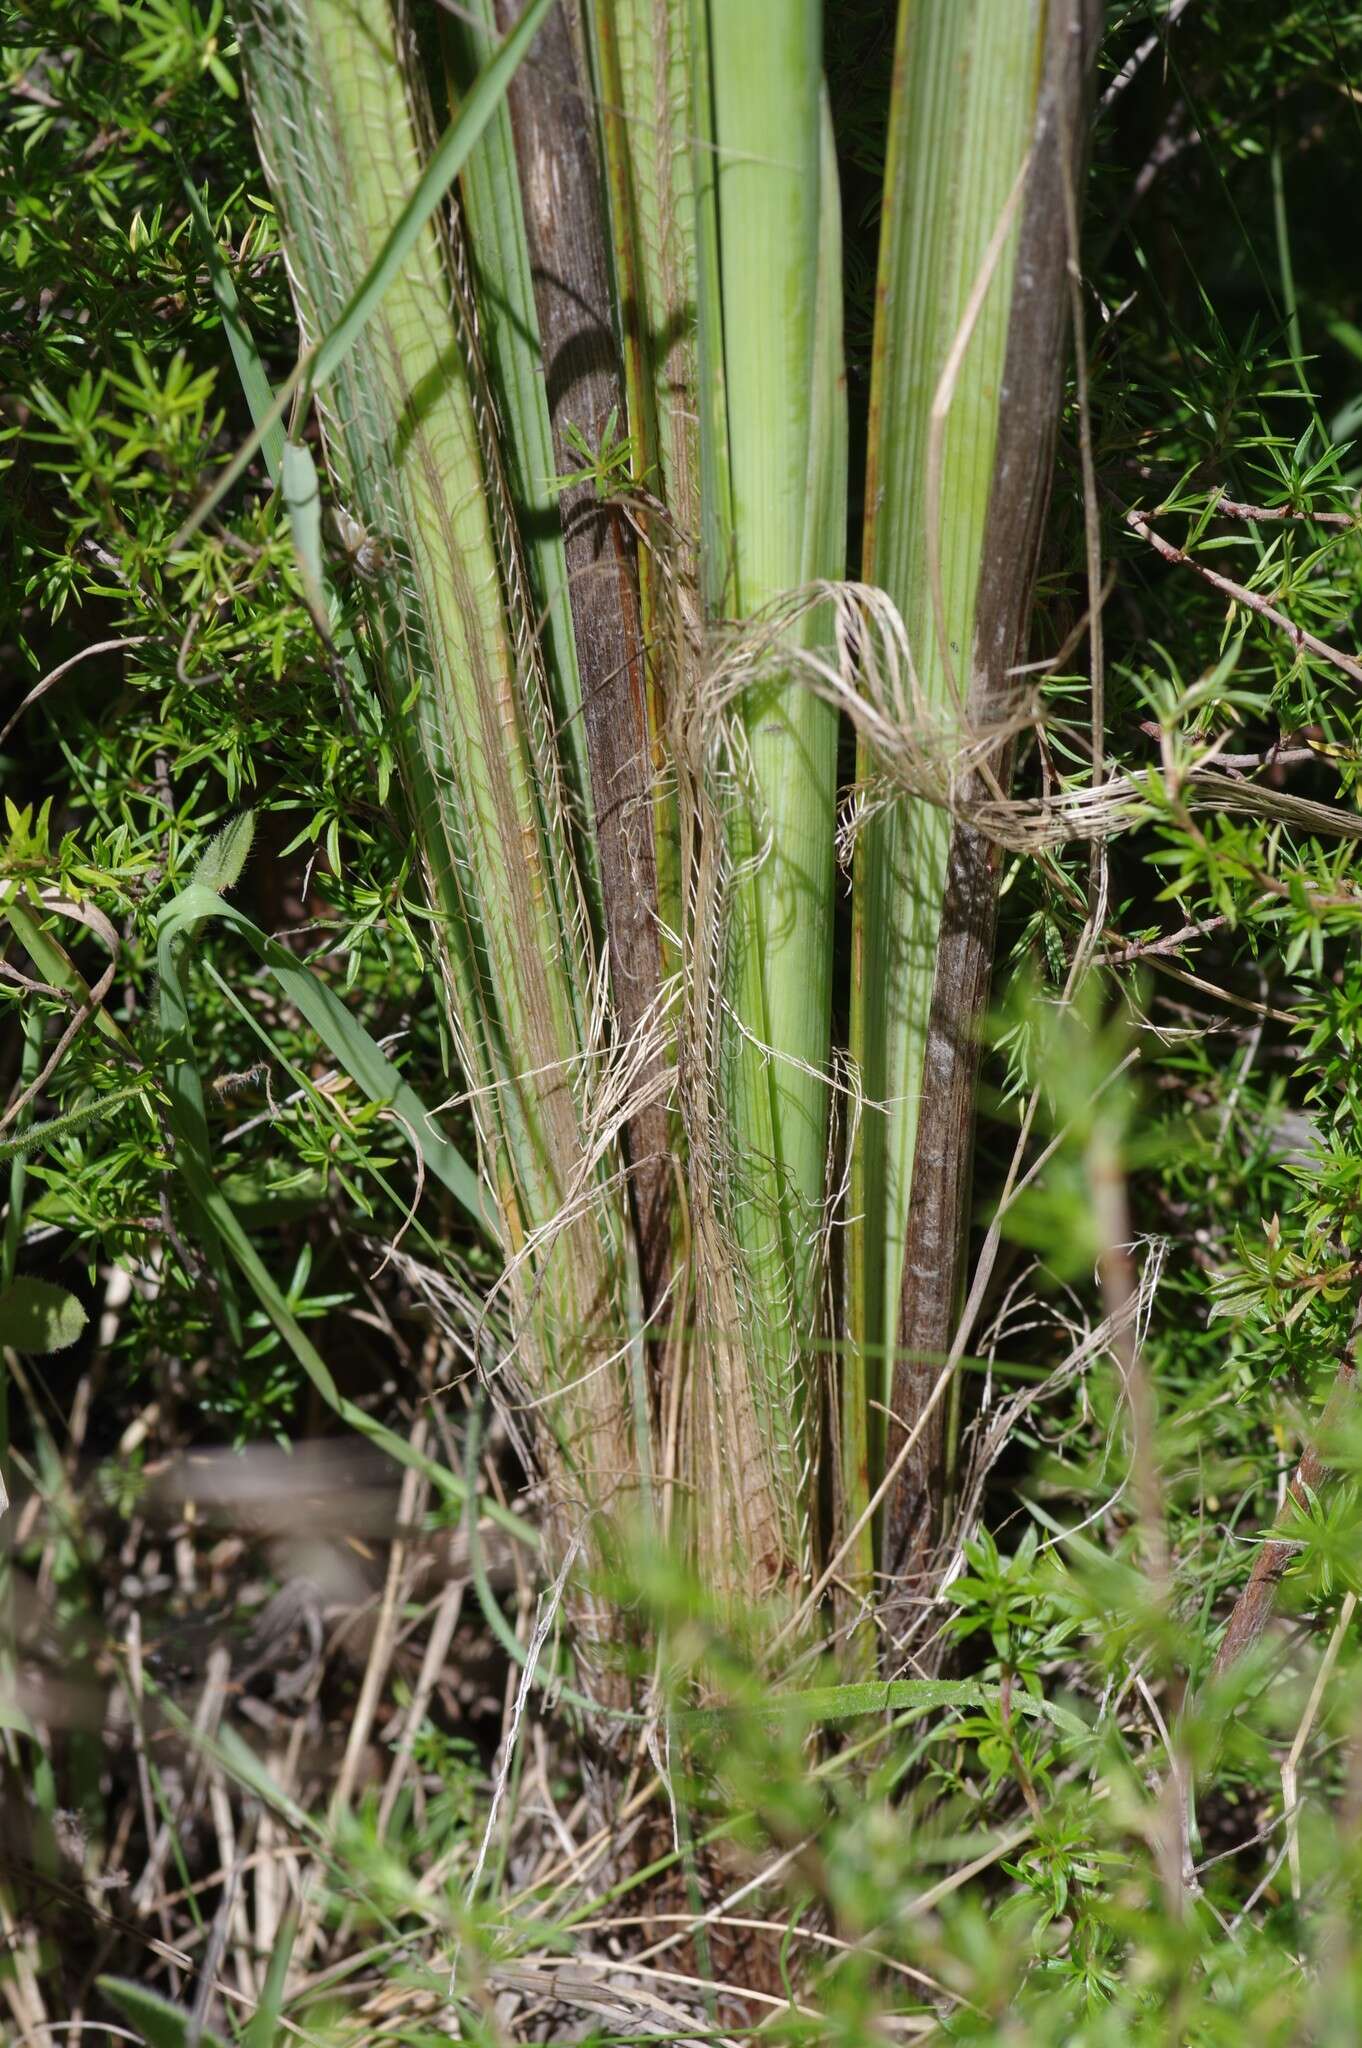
[689,0,845,1594]
[173,0,551,547]
[151,934,532,1538]
[243,1904,298,2048]
[309,0,554,388]
[1,898,133,1058]
[849,0,1101,1634]
[97,1980,228,2048]
[450,0,672,1311]
[235,0,647,1690]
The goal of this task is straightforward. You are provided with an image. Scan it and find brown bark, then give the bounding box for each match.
[493,0,672,1319]
[883,0,1103,1640]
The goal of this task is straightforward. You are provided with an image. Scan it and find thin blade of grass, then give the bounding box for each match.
[1,898,133,1057]
[280,438,331,634]
[236,0,648,1694]
[156,890,247,1348]
[243,1904,298,2048]
[168,1110,528,1536]
[157,879,491,1231]
[173,0,552,548]
[180,173,286,483]
[96,1980,227,2048]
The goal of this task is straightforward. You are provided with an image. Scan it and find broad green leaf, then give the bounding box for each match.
[0,1276,88,1354]
[690,0,845,1591]
[191,809,256,897]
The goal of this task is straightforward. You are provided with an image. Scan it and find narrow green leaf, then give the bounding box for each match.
[310,0,555,388]
[209,1724,317,1835]
[781,1678,1089,1737]
[2,899,133,1056]
[243,1903,298,2048]
[4,1003,45,1294]
[150,871,527,1543]
[169,1131,528,1535]
[281,438,332,633]
[180,174,287,483]
[157,879,490,1232]
[95,1980,228,2048]
[170,356,306,549]
[174,0,551,548]
[675,1677,1087,1735]
[156,885,246,1346]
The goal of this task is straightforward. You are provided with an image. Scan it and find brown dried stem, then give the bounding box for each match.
[493,0,671,1318]
[1210,1303,1362,1680]
[1212,493,1355,528]
[1122,502,1362,685]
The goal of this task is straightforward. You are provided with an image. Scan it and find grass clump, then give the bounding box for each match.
[6,0,1362,2040]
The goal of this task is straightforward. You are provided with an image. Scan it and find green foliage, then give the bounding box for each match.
[554,406,637,500]
[0,1272,87,1351]
[2,0,487,1442]
[8,0,1362,2040]
[97,1979,228,2048]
